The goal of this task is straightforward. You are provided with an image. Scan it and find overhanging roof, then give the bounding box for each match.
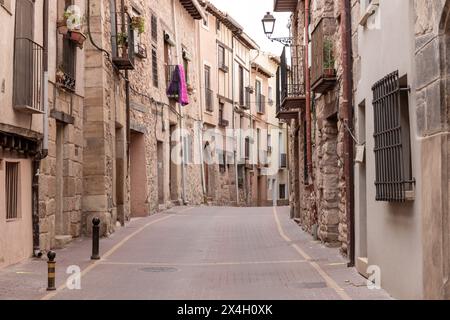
[179,0,207,20]
[274,0,298,12]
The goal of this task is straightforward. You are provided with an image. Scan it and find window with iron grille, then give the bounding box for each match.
[372,71,414,202]
[152,47,158,87]
[151,14,158,42]
[6,162,20,220]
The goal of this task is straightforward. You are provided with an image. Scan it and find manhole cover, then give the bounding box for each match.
[296,282,327,289]
[139,266,178,273]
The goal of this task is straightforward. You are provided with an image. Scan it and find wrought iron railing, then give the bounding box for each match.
[112,12,135,70]
[281,45,306,102]
[13,38,44,113]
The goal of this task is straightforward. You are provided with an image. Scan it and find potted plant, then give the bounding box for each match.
[57,8,87,49]
[131,16,145,35]
[117,32,128,47]
[323,38,335,77]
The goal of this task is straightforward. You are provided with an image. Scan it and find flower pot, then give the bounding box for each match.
[323,68,335,78]
[67,30,87,49]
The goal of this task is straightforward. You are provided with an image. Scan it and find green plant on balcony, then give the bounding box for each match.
[117,32,129,47]
[57,9,87,49]
[323,38,335,77]
[131,16,145,35]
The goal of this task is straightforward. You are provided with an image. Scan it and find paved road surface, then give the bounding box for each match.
[0,206,391,300]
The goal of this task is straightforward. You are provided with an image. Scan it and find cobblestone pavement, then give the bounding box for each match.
[0,206,391,300]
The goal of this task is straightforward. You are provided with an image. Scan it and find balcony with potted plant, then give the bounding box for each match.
[57,9,87,49]
[311,17,338,94]
[111,12,135,70]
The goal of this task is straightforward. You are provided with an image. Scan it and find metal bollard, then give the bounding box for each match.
[47,251,56,291]
[91,217,101,260]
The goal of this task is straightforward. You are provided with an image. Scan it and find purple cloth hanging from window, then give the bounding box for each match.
[166,65,190,106]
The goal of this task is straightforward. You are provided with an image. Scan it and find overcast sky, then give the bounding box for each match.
[209,0,292,56]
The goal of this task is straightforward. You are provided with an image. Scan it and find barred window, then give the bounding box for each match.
[6,162,20,220]
[372,71,414,202]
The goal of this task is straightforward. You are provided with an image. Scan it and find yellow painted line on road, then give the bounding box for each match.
[99,259,308,268]
[272,207,352,300]
[41,209,191,300]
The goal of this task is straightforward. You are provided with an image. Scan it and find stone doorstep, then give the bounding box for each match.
[54,235,73,249]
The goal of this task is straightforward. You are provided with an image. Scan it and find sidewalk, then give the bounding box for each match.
[0,207,188,300]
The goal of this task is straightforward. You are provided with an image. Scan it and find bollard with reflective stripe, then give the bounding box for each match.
[91,217,101,260]
[47,251,56,291]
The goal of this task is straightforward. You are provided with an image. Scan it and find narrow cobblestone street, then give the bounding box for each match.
[0,207,390,300]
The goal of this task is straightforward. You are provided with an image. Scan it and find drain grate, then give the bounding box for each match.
[295,282,328,289]
[139,266,178,273]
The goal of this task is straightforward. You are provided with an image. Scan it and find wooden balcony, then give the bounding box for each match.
[311,17,338,94]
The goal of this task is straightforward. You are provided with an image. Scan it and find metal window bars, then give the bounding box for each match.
[112,11,135,70]
[372,70,415,202]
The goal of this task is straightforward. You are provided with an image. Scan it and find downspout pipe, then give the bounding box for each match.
[340,0,355,267]
[33,0,50,258]
[304,0,312,179]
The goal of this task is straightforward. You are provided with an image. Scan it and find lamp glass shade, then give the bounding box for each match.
[262,12,276,36]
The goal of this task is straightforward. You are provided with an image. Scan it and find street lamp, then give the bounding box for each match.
[261,12,293,46]
[262,12,276,37]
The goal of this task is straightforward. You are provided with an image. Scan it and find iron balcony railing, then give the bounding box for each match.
[280,45,306,103]
[112,11,135,70]
[205,88,213,112]
[13,38,44,114]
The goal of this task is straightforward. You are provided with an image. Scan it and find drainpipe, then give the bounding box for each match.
[340,0,355,267]
[32,0,50,257]
[304,0,312,179]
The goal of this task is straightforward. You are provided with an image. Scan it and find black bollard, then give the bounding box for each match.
[47,251,56,291]
[91,217,101,260]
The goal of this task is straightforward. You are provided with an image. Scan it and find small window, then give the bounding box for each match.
[279,184,286,200]
[151,14,158,42]
[152,47,158,87]
[218,45,225,68]
[6,162,20,220]
[245,137,250,160]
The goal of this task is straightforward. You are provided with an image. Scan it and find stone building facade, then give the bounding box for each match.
[83,0,205,236]
[198,1,286,207]
[275,0,350,253]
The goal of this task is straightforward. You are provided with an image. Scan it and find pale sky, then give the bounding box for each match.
[209,0,292,56]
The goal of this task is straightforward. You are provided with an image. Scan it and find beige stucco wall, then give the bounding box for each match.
[353,0,423,299]
[0,158,33,269]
